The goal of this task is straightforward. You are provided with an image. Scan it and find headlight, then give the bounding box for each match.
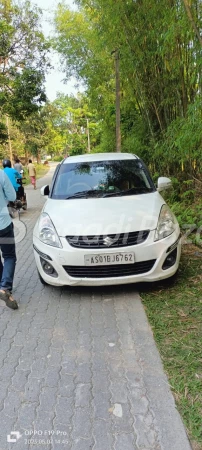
[38,213,62,248]
[155,205,177,241]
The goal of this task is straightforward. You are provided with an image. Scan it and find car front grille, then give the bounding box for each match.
[66,230,150,249]
[63,259,156,279]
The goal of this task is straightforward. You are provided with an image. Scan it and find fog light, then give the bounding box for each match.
[162,248,177,270]
[43,262,54,274]
[40,258,58,277]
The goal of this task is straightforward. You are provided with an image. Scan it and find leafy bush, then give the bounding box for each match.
[52,155,64,162]
[163,178,202,244]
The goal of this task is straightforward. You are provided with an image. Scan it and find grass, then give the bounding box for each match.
[140,247,202,449]
[35,163,50,180]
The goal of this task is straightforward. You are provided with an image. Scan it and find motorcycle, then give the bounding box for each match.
[8,170,27,218]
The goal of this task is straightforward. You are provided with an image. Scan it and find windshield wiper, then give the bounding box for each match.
[66,190,104,199]
[103,187,153,198]
[66,187,153,199]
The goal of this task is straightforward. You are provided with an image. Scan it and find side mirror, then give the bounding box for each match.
[157,177,172,192]
[40,185,50,196]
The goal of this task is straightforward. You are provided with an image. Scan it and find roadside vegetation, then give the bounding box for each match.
[157,176,202,246]
[1,0,202,171]
[141,171,202,449]
[142,176,202,450]
[141,249,202,450]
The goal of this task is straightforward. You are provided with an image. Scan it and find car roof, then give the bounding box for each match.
[63,153,139,164]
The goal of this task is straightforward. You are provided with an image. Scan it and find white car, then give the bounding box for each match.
[33,153,181,287]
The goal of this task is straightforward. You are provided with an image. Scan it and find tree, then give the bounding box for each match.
[49,93,101,155]
[54,4,117,150]
[21,108,53,163]
[54,0,202,172]
[182,0,202,47]
[17,93,100,161]
[0,0,50,135]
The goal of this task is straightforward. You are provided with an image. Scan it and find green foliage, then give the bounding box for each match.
[53,0,202,173]
[156,98,202,172]
[0,91,102,161]
[0,0,50,132]
[2,0,202,186]
[141,255,202,446]
[0,122,8,143]
[164,178,202,240]
[52,155,63,162]
[70,133,86,156]
[20,109,52,162]
[47,93,101,156]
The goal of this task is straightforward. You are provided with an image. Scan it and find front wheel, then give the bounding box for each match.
[37,270,48,285]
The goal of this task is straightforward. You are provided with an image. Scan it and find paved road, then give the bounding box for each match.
[0,165,192,450]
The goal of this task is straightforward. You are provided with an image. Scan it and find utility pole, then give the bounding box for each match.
[6,115,13,163]
[86,118,91,153]
[112,49,121,152]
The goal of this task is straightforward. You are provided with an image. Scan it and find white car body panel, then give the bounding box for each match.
[38,192,165,237]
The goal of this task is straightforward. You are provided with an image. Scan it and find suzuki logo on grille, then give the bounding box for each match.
[103,236,114,247]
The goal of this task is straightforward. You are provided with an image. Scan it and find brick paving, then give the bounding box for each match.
[0,165,192,450]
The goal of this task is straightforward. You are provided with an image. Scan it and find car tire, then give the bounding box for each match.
[37,270,48,285]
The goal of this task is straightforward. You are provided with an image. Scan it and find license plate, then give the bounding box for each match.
[84,252,135,266]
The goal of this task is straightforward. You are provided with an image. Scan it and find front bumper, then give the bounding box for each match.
[33,229,181,287]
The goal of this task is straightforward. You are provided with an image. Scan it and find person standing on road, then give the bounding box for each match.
[3,159,23,196]
[14,158,23,173]
[27,159,36,189]
[0,169,18,309]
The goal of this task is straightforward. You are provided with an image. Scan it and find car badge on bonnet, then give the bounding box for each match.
[103,236,114,247]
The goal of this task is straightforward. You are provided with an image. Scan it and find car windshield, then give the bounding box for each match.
[51,159,155,199]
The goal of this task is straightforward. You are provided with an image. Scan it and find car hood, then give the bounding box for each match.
[42,192,165,237]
